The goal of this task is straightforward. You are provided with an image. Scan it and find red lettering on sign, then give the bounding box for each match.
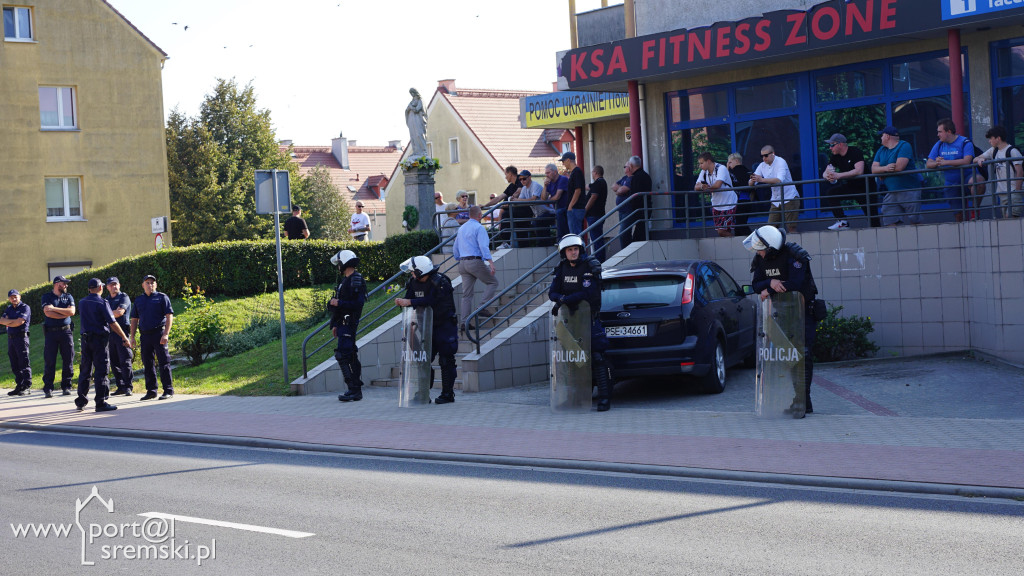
[846,0,874,35]
[811,6,840,41]
[589,49,605,77]
[716,26,732,58]
[753,19,771,52]
[785,12,807,46]
[658,37,666,67]
[734,22,751,55]
[570,51,588,81]
[880,0,896,30]
[641,39,656,71]
[607,45,628,75]
[688,29,712,61]
[669,33,686,65]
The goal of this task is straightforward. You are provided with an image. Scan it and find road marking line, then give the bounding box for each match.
[138,512,314,538]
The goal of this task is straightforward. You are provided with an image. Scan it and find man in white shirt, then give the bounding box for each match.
[516,170,554,246]
[694,152,737,237]
[975,125,1024,218]
[349,202,371,241]
[750,145,800,233]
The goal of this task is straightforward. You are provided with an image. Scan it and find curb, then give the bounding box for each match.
[4,421,1023,501]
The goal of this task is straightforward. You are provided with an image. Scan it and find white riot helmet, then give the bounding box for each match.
[742,225,784,254]
[330,249,359,269]
[557,234,585,260]
[399,255,434,279]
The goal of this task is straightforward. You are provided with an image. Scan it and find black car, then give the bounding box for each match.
[599,260,757,393]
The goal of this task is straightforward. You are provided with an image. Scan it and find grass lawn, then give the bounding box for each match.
[0,283,399,396]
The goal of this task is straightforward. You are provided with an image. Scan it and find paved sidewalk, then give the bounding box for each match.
[2,354,1023,498]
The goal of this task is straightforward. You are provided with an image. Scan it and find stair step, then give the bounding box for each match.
[370,378,465,390]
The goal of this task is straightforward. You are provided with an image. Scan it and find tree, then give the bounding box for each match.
[166,78,296,245]
[293,164,351,241]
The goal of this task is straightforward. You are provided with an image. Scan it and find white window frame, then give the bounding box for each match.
[39,86,77,130]
[561,142,573,155]
[3,6,33,41]
[449,138,460,164]
[45,177,84,222]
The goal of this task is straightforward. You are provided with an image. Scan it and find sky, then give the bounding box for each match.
[108,0,610,147]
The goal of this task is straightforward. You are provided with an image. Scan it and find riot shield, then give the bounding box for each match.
[550,300,593,413]
[755,292,806,419]
[399,306,433,407]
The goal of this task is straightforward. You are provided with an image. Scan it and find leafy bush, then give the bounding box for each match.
[813,304,879,362]
[171,281,225,366]
[4,231,438,323]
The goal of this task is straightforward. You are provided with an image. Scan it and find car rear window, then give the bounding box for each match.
[602,276,681,308]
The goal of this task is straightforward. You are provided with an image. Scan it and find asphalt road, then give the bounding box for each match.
[2,431,1022,575]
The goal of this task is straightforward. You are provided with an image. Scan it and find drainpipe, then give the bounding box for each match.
[587,122,595,182]
[569,0,577,49]
[575,126,585,174]
[949,29,965,134]
[624,0,642,159]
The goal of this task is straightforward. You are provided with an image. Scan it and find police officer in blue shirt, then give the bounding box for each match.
[104,277,135,396]
[74,278,131,412]
[41,275,76,398]
[2,289,33,396]
[129,275,175,400]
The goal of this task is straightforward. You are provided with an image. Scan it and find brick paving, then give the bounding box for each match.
[2,355,1023,491]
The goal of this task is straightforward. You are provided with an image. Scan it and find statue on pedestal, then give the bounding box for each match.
[405,88,428,158]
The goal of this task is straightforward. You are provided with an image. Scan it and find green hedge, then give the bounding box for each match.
[6,231,438,324]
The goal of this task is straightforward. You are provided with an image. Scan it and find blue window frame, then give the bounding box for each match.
[992,38,1024,147]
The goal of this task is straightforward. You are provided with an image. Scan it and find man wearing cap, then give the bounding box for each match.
[872,126,921,226]
[105,278,134,396]
[516,170,553,247]
[41,275,76,398]
[1,289,33,396]
[821,133,867,230]
[283,205,310,240]
[561,152,587,236]
[349,201,370,241]
[542,163,571,240]
[129,275,175,400]
[75,279,131,412]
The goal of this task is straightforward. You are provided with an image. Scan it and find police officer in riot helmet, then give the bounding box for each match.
[394,256,460,404]
[331,250,368,402]
[548,234,614,412]
[744,225,821,415]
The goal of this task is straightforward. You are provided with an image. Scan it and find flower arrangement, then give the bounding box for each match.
[400,155,442,173]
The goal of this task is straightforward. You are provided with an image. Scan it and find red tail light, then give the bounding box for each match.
[681,273,694,305]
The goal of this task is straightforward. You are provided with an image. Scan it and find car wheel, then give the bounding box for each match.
[701,340,726,394]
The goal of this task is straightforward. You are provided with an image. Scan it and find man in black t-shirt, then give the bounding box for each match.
[821,134,867,230]
[562,152,587,235]
[485,166,524,248]
[283,205,309,239]
[584,165,608,261]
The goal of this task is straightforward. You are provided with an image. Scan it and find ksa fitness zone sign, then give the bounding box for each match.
[558,0,1021,89]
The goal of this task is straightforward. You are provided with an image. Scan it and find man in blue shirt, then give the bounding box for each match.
[453,205,499,331]
[74,278,131,412]
[926,117,975,223]
[2,289,33,396]
[542,163,571,240]
[105,277,135,396]
[41,275,76,398]
[129,275,175,400]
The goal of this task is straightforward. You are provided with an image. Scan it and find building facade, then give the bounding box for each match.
[0,0,171,291]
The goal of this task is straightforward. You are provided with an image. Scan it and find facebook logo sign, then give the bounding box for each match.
[944,0,1024,21]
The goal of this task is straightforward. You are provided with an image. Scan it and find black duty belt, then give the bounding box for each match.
[44,326,72,333]
[6,330,26,336]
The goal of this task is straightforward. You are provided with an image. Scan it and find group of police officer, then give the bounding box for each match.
[1,274,176,412]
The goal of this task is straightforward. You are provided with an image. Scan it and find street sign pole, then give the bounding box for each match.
[272,169,289,384]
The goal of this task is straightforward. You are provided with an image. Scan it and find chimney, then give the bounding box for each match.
[437,79,456,95]
[279,139,293,146]
[331,132,349,170]
[388,140,401,149]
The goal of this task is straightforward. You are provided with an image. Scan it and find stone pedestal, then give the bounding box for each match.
[404,168,437,233]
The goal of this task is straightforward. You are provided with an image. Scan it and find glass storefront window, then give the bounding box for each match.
[891,57,952,93]
[996,85,1024,147]
[815,104,885,166]
[816,68,884,102]
[669,95,682,124]
[736,80,797,114]
[996,45,1024,79]
[893,95,952,200]
[687,90,728,121]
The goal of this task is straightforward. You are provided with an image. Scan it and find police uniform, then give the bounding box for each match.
[41,285,75,396]
[332,270,367,397]
[76,286,121,410]
[751,241,819,413]
[3,292,32,395]
[131,287,175,397]
[105,284,134,395]
[548,253,614,410]
[403,271,459,403]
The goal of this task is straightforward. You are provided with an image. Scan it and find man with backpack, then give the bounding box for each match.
[926,118,975,222]
[975,125,1024,218]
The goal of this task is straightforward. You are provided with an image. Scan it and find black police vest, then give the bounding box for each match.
[555,256,602,310]
[334,272,366,319]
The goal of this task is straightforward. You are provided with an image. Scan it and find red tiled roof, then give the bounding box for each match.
[282,145,403,213]
[441,89,563,176]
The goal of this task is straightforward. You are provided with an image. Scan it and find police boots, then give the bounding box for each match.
[594,353,612,412]
[338,384,362,402]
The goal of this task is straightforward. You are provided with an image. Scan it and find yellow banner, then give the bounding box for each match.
[520,92,629,128]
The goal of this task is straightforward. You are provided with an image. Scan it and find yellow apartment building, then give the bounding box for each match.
[0,0,171,291]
